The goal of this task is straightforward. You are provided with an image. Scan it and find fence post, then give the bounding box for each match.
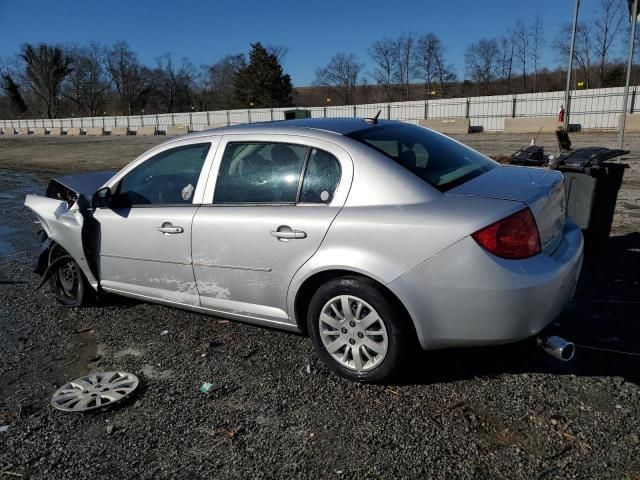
[323,107,327,118]
[92,117,95,128]
[631,89,637,115]
[226,111,231,126]
[171,113,175,126]
[353,105,357,117]
[270,109,274,121]
[512,95,517,118]
[155,114,159,129]
[387,104,391,119]
[189,112,193,130]
[424,100,428,119]
[206,111,211,126]
[103,116,105,128]
[248,109,252,123]
[465,98,470,119]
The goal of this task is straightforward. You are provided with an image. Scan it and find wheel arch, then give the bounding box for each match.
[292,268,419,344]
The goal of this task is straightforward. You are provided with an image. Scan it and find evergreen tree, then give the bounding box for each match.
[233,43,292,108]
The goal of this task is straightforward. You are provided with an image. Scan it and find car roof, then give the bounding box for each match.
[180,117,399,140]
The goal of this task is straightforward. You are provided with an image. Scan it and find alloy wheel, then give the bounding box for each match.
[319,295,388,372]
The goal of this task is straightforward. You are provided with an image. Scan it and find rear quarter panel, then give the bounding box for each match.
[287,194,524,325]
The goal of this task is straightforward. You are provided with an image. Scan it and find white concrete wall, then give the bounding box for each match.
[2,86,638,133]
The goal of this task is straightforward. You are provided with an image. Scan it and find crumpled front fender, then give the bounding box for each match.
[24,194,99,290]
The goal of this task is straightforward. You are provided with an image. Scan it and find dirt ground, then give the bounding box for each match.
[0,132,639,479]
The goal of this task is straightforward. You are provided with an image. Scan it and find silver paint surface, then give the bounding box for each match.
[24,119,584,350]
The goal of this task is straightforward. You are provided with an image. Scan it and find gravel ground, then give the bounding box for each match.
[0,133,639,479]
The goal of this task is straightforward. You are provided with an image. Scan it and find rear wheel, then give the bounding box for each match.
[307,276,411,382]
[48,247,91,307]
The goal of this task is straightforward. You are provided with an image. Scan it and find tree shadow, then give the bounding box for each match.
[399,232,640,386]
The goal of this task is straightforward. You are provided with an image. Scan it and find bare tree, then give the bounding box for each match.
[432,43,457,97]
[197,54,245,110]
[392,34,416,100]
[314,53,364,105]
[63,42,111,116]
[368,38,395,102]
[155,53,195,113]
[465,38,499,95]
[513,19,529,91]
[413,33,456,97]
[413,33,439,96]
[594,0,626,86]
[556,22,595,88]
[211,54,245,109]
[529,14,545,92]
[106,41,148,115]
[498,33,515,94]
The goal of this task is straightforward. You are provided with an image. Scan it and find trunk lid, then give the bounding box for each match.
[447,165,566,254]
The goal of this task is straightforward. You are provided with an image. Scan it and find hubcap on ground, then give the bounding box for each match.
[319,295,388,372]
[51,372,139,412]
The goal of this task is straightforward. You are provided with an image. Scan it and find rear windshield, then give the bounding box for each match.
[347,123,496,192]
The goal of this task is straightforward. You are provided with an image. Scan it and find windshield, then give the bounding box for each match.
[347,123,497,192]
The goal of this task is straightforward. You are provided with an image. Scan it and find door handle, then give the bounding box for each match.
[157,223,184,235]
[271,225,307,241]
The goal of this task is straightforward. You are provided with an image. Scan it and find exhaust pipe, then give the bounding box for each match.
[538,336,575,362]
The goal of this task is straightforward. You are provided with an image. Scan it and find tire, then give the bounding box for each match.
[307,276,412,383]
[48,247,91,307]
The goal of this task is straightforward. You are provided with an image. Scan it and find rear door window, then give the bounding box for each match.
[214,142,307,203]
[300,149,341,203]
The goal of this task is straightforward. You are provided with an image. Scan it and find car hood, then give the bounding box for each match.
[45,171,115,206]
[51,171,115,197]
[446,165,566,254]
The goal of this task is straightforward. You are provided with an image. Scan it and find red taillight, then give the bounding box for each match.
[472,208,541,259]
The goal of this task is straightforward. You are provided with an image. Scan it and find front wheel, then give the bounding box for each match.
[307,276,411,382]
[48,247,91,307]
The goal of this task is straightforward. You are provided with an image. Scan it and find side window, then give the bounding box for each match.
[300,149,341,203]
[214,142,307,203]
[116,143,210,206]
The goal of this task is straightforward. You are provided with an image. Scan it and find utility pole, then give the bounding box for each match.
[619,0,639,149]
[564,0,580,131]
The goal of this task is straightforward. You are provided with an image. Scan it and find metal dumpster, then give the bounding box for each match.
[284,109,312,120]
[555,147,629,248]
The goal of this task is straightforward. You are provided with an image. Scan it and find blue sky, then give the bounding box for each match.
[0,0,619,86]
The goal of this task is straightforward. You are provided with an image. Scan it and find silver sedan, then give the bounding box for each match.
[26,118,583,382]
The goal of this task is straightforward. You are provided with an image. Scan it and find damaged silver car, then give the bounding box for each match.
[26,118,583,382]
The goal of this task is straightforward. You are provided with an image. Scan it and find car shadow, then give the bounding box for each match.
[399,232,640,386]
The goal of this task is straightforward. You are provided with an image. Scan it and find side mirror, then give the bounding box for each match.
[92,186,112,209]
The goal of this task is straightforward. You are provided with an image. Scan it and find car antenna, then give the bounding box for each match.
[363,109,382,125]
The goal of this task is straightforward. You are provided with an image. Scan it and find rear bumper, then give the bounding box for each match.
[388,219,584,350]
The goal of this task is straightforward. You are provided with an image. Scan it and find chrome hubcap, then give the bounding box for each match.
[51,372,139,412]
[319,295,388,372]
